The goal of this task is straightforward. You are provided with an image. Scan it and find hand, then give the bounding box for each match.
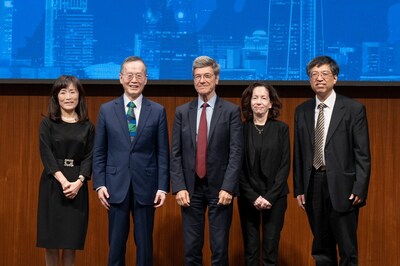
[349,193,364,205]
[218,190,233,205]
[253,196,272,210]
[154,190,166,208]
[61,180,71,191]
[175,190,190,207]
[296,194,306,210]
[63,180,82,199]
[97,187,110,210]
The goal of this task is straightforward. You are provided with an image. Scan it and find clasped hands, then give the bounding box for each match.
[254,196,272,210]
[62,180,82,199]
[175,189,233,207]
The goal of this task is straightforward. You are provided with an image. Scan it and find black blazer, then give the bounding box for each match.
[293,94,371,212]
[170,96,243,197]
[239,120,290,205]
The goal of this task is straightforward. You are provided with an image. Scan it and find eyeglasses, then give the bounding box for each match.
[193,73,214,82]
[309,71,333,80]
[122,72,147,81]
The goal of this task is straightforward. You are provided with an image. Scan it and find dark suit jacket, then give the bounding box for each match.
[293,94,371,212]
[170,97,243,197]
[240,120,290,205]
[93,95,170,205]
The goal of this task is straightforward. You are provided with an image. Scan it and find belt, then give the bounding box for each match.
[57,159,81,167]
[313,165,326,172]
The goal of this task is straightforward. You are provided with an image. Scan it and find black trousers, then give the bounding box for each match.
[181,176,233,266]
[238,196,287,266]
[306,170,359,266]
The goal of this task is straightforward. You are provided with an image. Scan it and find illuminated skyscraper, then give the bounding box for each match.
[362,42,400,80]
[266,0,323,80]
[0,0,13,65]
[159,1,198,79]
[137,0,198,79]
[44,0,94,75]
[242,30,269,79]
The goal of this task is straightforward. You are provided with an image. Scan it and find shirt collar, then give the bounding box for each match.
[198,94,217,109]
[316,90,336,109]
[124,93,143,108]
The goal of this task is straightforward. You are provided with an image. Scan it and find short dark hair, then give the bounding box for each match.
[48,75,88,122]
[192,56,220,77]
[120,56,147,74]
[306,55,340,77]
[241,82,282,121]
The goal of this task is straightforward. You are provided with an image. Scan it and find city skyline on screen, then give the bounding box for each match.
[1,0,400,81]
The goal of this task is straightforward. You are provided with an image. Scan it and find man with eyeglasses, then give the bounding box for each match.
[293,56,371,265]
[170,56,243,265]
[93,56,170,266]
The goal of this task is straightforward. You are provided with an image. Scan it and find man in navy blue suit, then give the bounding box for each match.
[170,56,243,265]
[93,56,170,266]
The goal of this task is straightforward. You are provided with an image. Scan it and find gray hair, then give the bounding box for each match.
[120,56,147,74]
[192,56,220,76]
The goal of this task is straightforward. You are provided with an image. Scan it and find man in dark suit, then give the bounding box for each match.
[293,56,371,266]
[170,56,243,265]
[93,56,170,266]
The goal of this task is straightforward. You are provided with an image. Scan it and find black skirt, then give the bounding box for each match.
[36,164,89,250]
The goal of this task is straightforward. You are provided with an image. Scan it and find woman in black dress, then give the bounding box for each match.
[37,75,94,266]
[238,82,290,265]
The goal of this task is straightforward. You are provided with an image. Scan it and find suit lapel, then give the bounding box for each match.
[189,100,197,148]
[114,96,131,143]
[326,95,345,145]
[305,99,316,146]
[131,97,152,149]
[208,97,222,142]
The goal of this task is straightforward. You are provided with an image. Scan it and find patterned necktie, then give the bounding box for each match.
[127,101,136,141]
[313,103,327,170]
[196,103,208,178]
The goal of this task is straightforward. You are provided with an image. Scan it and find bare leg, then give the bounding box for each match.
[62,249,76,266]
[45,249,59,266]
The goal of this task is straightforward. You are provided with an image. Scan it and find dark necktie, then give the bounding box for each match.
[313,103,327,169]
[127,101,136,141]
[196,103,208,178]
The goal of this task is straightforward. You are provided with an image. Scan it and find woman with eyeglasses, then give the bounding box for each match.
[238,82,290,266]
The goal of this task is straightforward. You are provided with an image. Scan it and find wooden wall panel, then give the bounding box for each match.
[0,88,399,265]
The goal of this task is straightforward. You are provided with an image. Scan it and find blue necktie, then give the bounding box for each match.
[127,101,136,141]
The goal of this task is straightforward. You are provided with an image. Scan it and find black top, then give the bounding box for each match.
[239,120,290,204]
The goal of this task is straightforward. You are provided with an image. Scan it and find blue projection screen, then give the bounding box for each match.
[1,0,400,82]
